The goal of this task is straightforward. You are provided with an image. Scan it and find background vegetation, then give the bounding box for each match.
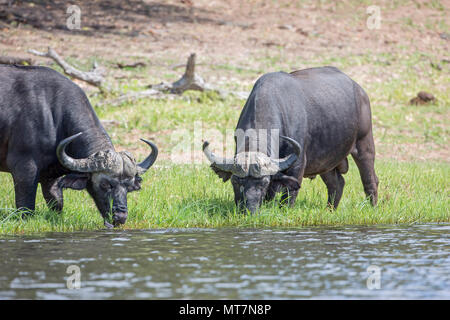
[0,0,448,234]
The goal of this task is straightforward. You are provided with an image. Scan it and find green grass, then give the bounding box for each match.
[0,160,448,235]
[1,11,449,234]
[1,51,447,235]
[86,49,449,165]
[90,49,449,152]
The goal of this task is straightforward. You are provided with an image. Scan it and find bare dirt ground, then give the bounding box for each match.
[1,1,447,64]
[0,0,449,162]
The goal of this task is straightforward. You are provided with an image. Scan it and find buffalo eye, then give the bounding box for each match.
[131,175,142,191]
[100,179,113,191]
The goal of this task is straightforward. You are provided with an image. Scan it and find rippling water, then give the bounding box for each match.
[0,224,449,299]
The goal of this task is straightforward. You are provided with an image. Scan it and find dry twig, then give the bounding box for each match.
[149,53,214,94]
[28,47,107,91]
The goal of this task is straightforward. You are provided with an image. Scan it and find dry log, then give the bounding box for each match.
[28,47,107,90]
[103,53,248,106]
[0,56,34,65]
[170,61,204,70]
[155,53,248,99]
[149,53,214,94]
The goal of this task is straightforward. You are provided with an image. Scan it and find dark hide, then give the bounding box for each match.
[0,65,148,226]
[212,67,378,211]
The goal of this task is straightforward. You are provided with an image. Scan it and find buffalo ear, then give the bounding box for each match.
[272,173,300,191]
[58,173,89,190]
[210,164,232,182]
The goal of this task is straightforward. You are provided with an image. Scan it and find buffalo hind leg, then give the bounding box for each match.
[320,168,345,209]
[41,178,64,212]
[351,132,379,206]
[10,160,40,216]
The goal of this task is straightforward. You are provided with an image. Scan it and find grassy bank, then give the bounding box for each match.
[0,0,448,235]
[0,160,448,235]
[85,49,449,163]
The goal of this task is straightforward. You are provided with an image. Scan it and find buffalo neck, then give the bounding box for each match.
[63,99,115,159]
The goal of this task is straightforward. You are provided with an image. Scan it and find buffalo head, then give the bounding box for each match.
[203,136,301,213]
[56,132,158,227]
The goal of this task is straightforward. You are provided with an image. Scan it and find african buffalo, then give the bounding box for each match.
[203,67,378,212]
[0,65,158,227]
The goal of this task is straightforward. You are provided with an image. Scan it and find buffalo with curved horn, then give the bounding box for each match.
[203,135,301,178]
[203,136,302,213]
[204,67,378,212]
[0,65,158,227]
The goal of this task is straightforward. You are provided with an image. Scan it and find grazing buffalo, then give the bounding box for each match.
[203,67,378,212]
[0,65,158,227]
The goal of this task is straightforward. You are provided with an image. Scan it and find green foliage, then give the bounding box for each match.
[1,24,448,234]
[0,160,448,234]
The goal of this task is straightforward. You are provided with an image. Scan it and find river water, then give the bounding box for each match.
[0,224,448,299]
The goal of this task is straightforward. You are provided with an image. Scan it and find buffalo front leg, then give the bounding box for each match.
[351,132,379,206]
[10,160,40,215]
[280,188,299,207]
[265,181,282,202]
[320,168,345,209]
[41,178,64,212]
[280,158,306,207]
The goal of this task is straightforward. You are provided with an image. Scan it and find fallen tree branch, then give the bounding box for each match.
[102,53,248,106]
[170,61,205,70]
[0,55,34,65]
[28,47,107,91]
[156,53,248,99]
[149,53,214,94]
